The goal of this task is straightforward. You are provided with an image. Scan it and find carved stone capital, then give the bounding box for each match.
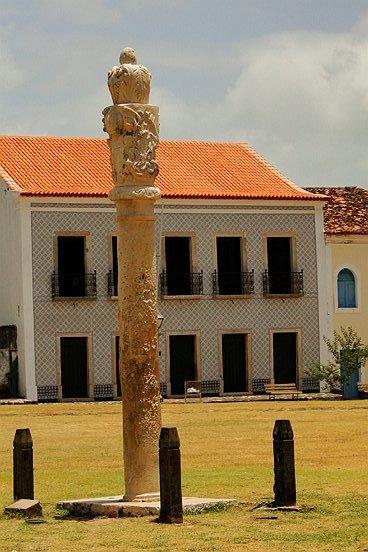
[103,103,160,191]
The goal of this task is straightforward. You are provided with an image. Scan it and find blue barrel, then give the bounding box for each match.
[342,368,360,399]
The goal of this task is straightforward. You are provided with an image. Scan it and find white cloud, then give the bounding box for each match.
[151,86,195,139]
[3,0,122,26]
[0,41,23,131]
[128,0,186,11]
[220,28,368,186]
[155,25,368,187]
[0,7,367,187]
[0,43,23,94]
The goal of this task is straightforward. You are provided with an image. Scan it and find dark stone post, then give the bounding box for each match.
[13,428,34,501]
[158,426,183,524]
[273,420,296,506]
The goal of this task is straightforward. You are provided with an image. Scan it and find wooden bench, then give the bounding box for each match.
[357,383,368,397]
[184,381,202,402]
[264,383,302,400]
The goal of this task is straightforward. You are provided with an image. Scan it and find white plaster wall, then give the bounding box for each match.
[0,182,22,325]
[18,202,37,399]
[329,239,368,383]
[0,185,37,399]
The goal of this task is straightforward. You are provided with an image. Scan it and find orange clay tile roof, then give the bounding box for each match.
[0,135,324,201]
[307,187,368,235]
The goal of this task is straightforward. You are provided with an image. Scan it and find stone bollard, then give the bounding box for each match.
[273,420,296,507]
[13,428,34,501]
[158,427,183,524]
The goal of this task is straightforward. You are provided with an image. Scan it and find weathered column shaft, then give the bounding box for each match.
[116,198,161,499]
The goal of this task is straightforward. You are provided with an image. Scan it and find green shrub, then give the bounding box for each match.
[305,326,368,385]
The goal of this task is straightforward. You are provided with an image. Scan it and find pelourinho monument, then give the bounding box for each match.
[103,47,161,501]
[57,49,237,517]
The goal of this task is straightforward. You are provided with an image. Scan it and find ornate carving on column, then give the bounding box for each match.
[108,47,151,105]
[103,48,160,199]
[103,48,162,501]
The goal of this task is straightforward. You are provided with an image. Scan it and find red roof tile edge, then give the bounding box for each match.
[19,191,325,200]
[0,166,23,193]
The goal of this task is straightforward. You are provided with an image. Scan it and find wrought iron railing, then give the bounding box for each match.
[51,271,97,299]
[212,270,254,296]
[159,271,203,296]
[262,270,304,296]
[107,270,118,297]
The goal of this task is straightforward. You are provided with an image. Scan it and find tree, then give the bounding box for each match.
[306,326,368,388]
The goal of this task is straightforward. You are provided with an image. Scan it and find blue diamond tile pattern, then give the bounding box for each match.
[31,204,321,395]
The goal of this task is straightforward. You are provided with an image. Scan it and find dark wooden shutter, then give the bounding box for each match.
[169,335,196,395]
[60,337,88,398]
[222,333,247,392]
[273,332,297,384]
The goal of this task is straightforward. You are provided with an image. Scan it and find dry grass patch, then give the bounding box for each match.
[0,400,367,551]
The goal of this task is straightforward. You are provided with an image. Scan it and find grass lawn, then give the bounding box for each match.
[0,400,367,551]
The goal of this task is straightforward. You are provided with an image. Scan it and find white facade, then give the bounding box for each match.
[0,182,37,399]
[1,190,326,400]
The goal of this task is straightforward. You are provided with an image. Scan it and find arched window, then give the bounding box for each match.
[337,269,356,308]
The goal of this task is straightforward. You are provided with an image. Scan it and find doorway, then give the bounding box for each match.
[272,332,298,384]
[222,333,248,393]
[60,336,89,398]
[169,334,197,395]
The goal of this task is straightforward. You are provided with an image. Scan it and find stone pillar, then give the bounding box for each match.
[159,427,183,524]
[13,428,34,501]
[273,419,296,506]
[103,48,161,501]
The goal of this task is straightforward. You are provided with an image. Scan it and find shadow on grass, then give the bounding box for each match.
[253,500,315,513]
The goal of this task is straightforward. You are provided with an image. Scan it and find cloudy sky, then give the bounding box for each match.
[1,0,367,187]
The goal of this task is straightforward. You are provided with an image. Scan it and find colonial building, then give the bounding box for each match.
[309,186,368,386]
[0,135,326,401]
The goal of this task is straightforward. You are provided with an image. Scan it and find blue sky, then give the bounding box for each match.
[1,0,367,187]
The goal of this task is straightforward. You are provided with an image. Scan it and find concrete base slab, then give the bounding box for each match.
[127,492,160,503]
[5,499,42,518]
[57,495,237,518]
